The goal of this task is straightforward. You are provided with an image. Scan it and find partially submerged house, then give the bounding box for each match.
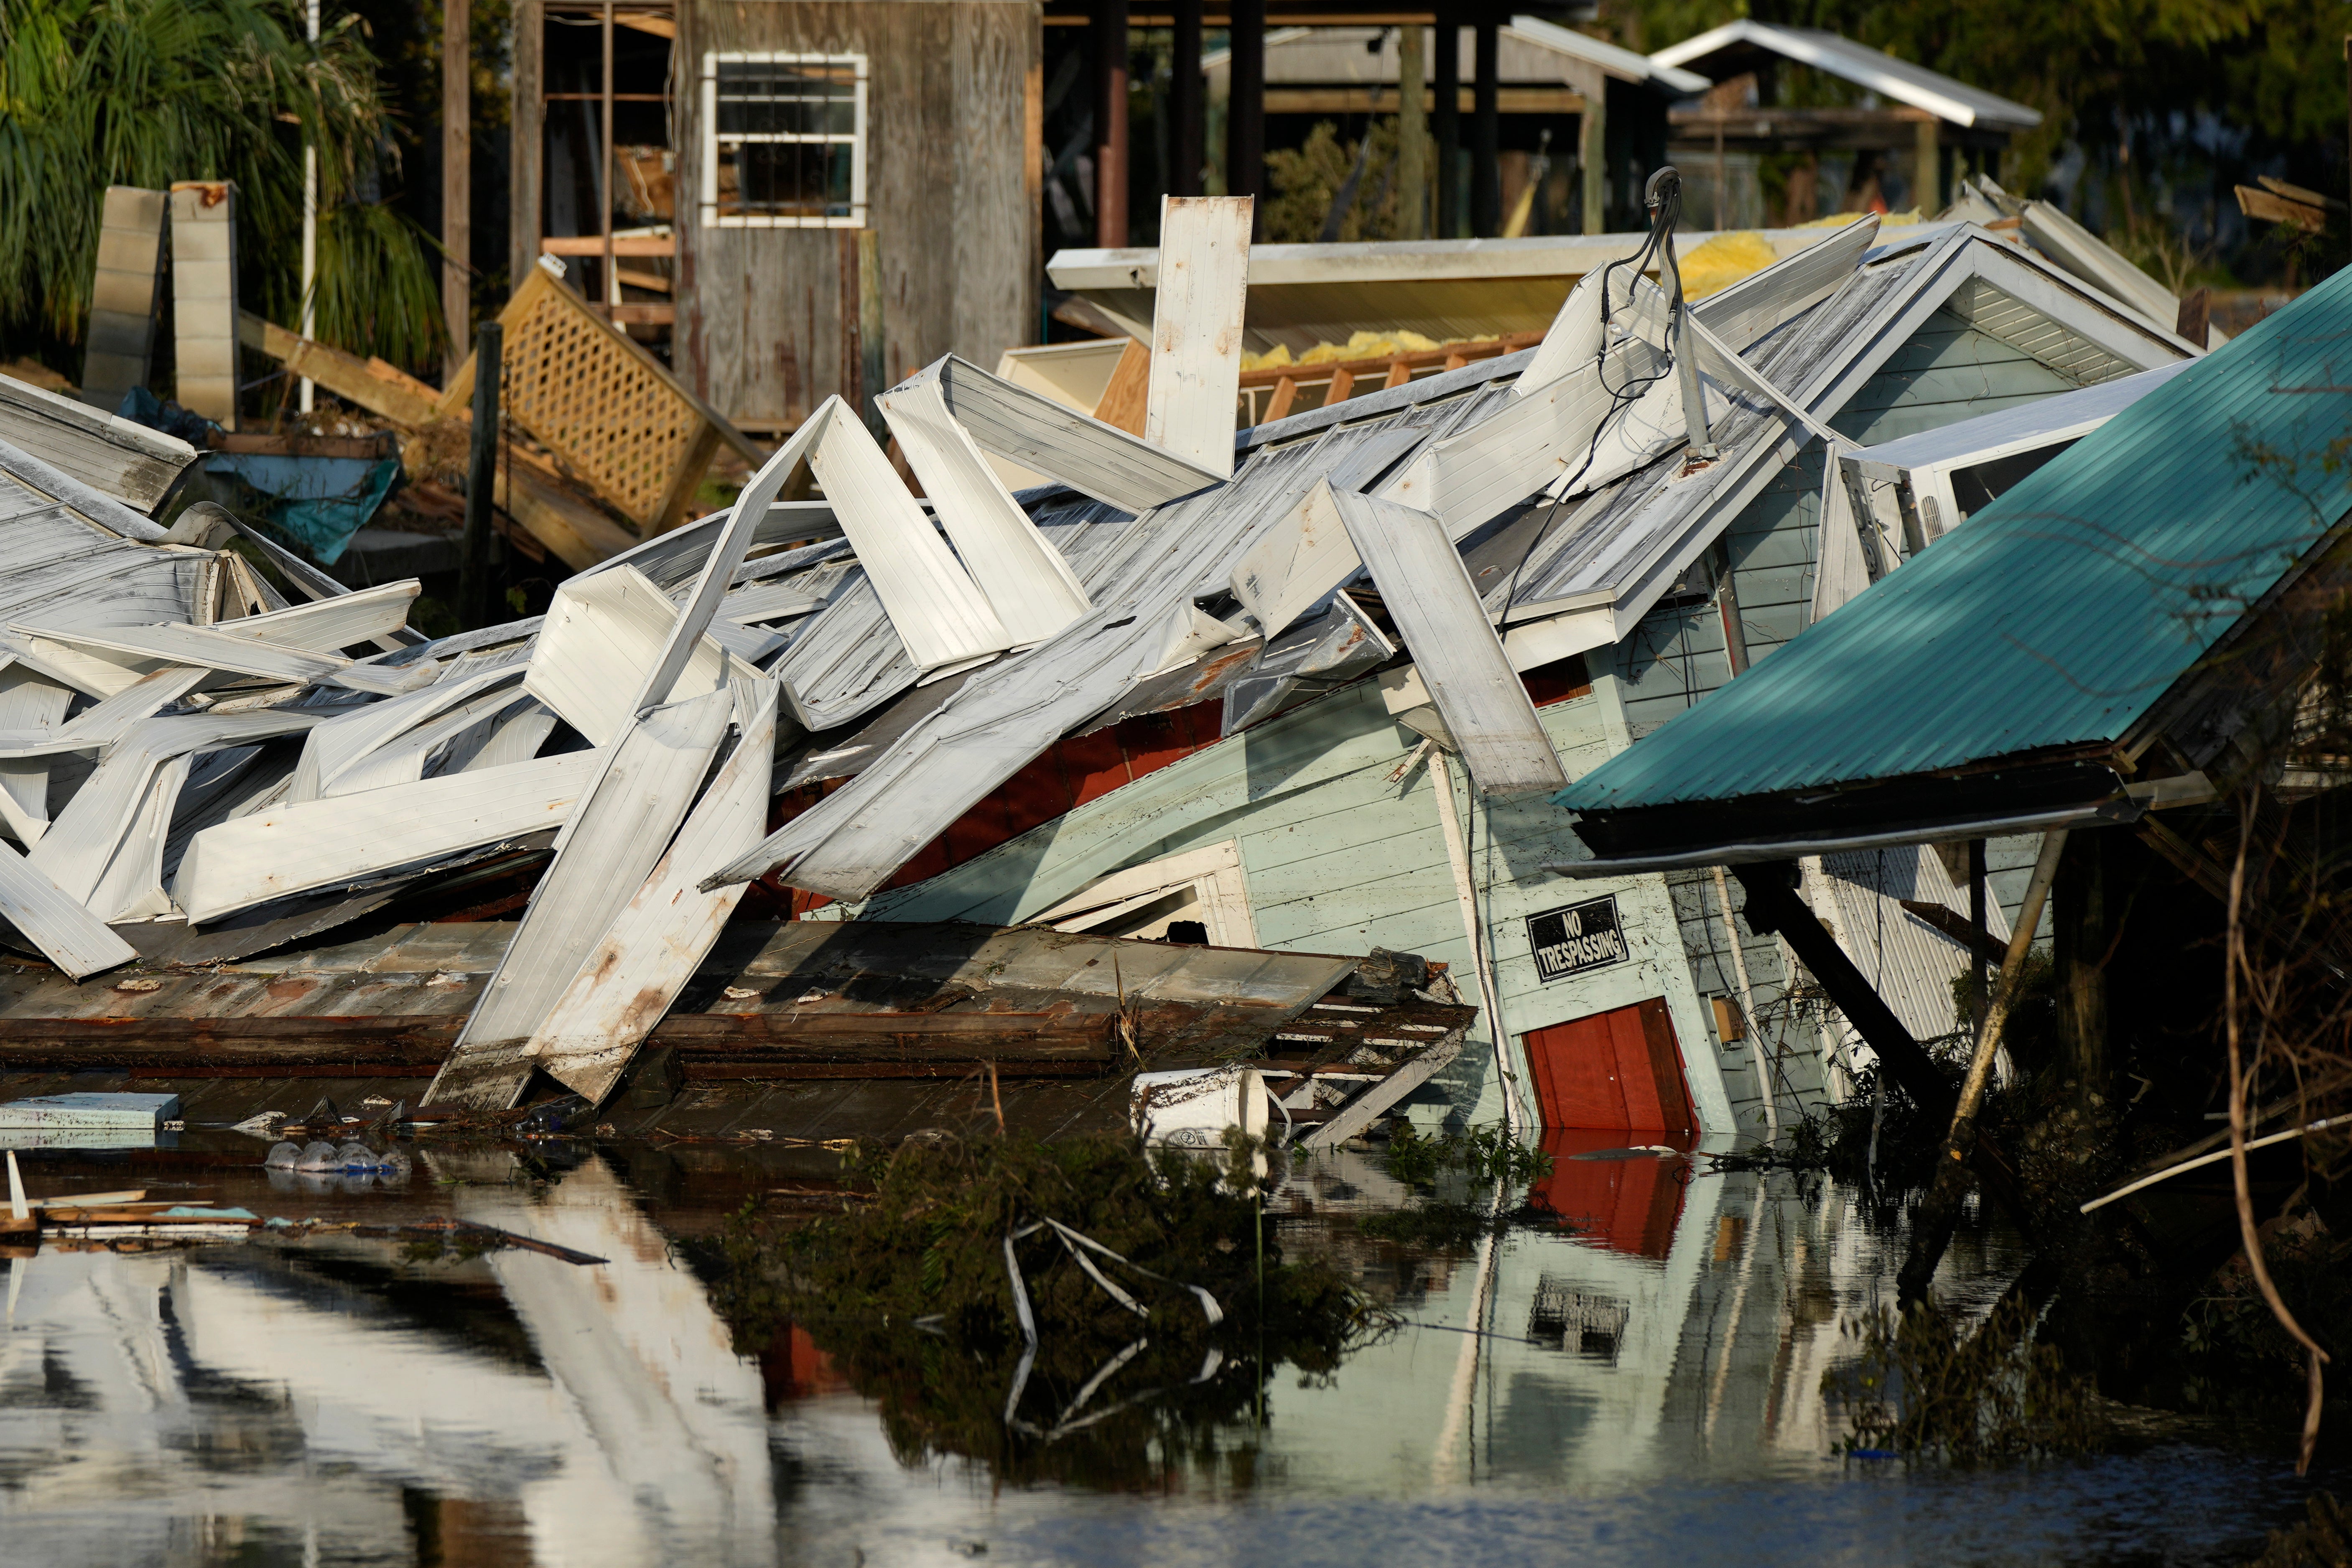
[0,189,2204,1142]
[704,212,2198,1142]
[1554,268,2352,1132]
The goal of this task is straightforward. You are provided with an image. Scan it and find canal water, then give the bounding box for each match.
[0,1133,2318,1566]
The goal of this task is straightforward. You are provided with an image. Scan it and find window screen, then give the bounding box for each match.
[701,53,867,228]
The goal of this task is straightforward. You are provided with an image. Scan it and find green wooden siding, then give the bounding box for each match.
[850,681,1736,1135]
[1829,308,2083,447]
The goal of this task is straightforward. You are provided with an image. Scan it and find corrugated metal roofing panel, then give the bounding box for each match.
[1561,265,2352,813]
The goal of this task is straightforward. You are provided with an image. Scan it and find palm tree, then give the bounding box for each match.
[0,0,444,380]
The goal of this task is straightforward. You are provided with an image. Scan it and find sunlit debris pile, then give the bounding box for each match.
[0,168,2212,1127]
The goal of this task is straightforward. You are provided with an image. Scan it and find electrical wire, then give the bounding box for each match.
[1491,168,1694,624]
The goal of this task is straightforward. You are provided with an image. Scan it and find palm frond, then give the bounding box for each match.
[0,0,443,375]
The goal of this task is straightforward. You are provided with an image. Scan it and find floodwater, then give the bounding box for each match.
[0,1130,2318,1568]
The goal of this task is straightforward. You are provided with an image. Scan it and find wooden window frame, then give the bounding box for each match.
[700,50,869,230]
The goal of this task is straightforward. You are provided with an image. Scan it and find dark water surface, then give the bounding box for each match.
[0,1133,2316,1566]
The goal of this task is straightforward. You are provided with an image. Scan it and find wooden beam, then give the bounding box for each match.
[443,0,471,382]
[1396,24,1427,239]
[1432,20,1458,238]
[1471,21,1500,237]
[1170,0,1204,198]
[542,234,674,257]
[1095,0,1129,247]
[1144,196,1252,477]
[1228,0,1266,219]
[510,0,544,305]
[237,312,442,426]
[1734,861,2035,1231]
[2237,184,2327,233]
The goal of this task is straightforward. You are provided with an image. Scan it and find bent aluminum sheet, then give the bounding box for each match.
[803,398,1012,672]
[173,749,600,924]
[932,354,1223,514]
[0,434,170,541]
[0,837,137,978]
[30,707,326,909]
[711,434,1339,900]
[291,664,527,802]
[427,686,738,1109]
[527,679,777,1103]
[879,372,1091,645]
[1330,485,1565,796]
[526,566,733,748]
[0,372,197,513]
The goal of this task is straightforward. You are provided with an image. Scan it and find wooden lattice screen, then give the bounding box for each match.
[440,267,755,537]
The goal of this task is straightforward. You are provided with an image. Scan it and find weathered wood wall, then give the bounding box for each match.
[676,0,1042,430]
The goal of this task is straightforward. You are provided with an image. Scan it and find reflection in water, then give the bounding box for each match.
[0,1152,772,1568]
[0,1142,2314,1567]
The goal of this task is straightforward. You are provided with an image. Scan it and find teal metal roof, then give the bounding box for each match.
[1561,264,2352,815]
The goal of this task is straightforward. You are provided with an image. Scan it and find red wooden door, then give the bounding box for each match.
[1521,997,1697,1134]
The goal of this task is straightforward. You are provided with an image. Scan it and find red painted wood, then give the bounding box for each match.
[1523,1012,1630,1129]
[1611,1005,1672,1129]
[1529,1128,1695,1259]
[1636,996,1697,1135]
[1521,997,1697,1134]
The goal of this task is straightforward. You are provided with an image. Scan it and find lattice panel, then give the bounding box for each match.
[499,278,705,530]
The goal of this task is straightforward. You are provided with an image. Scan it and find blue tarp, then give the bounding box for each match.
[200,450,401,564]
[117,387,400,564]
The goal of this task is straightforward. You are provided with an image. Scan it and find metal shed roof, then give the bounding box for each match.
[1651,21,2044,131]
[1560,263,2352,816]
[1203,18,1710,95]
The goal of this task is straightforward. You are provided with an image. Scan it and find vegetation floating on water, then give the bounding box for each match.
[1828,1293,2104,1464]
[695,1132,1388,1488]
[1380,1122,1553,1187]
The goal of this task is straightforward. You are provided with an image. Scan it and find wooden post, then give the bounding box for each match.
[2055,831,2108,1106]
[1093,0,1129,246]
[1433,23,1459,238]
[1713,114,1726,231]
[1968,836,1989,1023]
[1170,0,1203,199]
[460,322,502,630]
[857,229,886,441]
[600,0,615,314]
[1226,0,1265,225]
[1580,84,1606,233]
[2176,287,2212,349]
[1915,116,1940,213]
[1896,830,2064,1303]
[509,0,544,301]
[443,0,471,380]
[1397,24,1427,240]
[1471,21,1500,237]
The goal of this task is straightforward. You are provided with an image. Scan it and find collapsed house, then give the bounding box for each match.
[0,178,2207,1141]
[1551,265,2352,1250]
